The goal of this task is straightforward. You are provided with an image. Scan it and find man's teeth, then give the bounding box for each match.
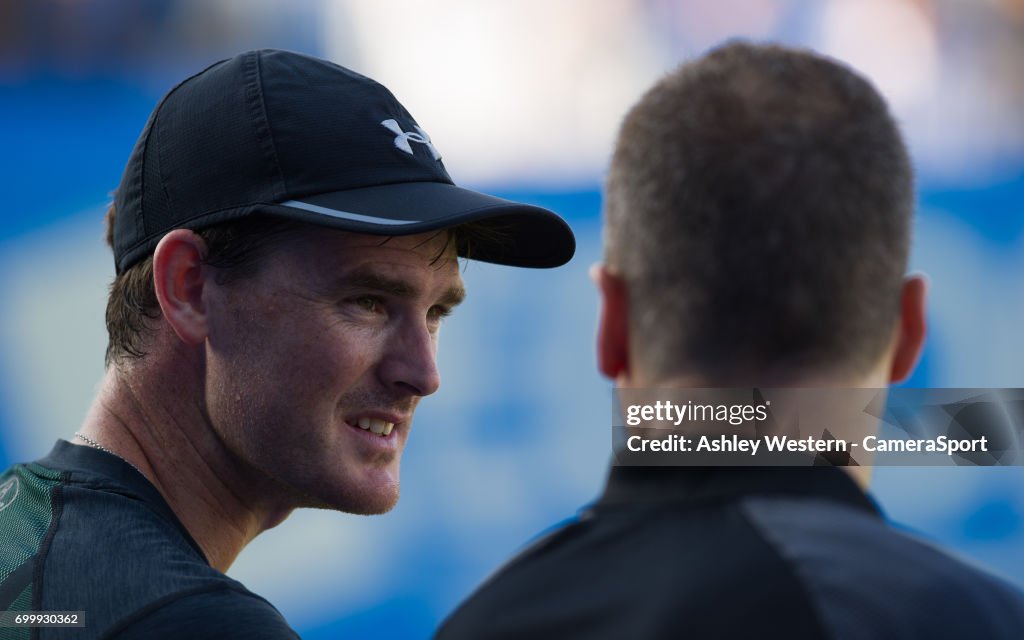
[356,417,395,436]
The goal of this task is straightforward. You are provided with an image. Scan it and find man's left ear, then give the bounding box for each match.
[889,274,928,384]
[152,229,211,346]
[592,264,630,381]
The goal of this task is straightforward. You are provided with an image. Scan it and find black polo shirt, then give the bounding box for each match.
[437,466,1024,639]
[0,440,299,639]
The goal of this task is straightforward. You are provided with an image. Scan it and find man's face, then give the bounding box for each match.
[203,228,464,514]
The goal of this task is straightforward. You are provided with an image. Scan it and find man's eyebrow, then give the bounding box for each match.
[336,268,466,308]
[439,281,466,309]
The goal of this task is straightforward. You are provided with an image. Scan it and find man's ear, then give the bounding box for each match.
[889,274,928,384]
[152,229,210,346]
[592,264,630,381]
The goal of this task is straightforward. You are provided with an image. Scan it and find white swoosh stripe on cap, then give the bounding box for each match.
[280,200,420,225]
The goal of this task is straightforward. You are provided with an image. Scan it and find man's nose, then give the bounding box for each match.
[379,321,441,397]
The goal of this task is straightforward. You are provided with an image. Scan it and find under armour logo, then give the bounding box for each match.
[381,119,441,160]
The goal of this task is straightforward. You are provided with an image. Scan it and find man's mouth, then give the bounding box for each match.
[353,417,395,437]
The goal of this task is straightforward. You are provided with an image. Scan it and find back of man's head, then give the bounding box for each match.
[604,41,914,384]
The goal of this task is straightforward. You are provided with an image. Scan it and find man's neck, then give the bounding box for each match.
[76,364,293,572]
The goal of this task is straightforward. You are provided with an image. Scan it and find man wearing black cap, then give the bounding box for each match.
[437,42,1024,639]
[0,50,573,638]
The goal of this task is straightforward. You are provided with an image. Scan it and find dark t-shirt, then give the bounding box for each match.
[438,465,1024,639]
[0,440,300,639]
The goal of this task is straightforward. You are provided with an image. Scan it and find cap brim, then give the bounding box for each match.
[257,182,575,268]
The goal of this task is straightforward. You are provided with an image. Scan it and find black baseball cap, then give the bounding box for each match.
[112,49,575,274]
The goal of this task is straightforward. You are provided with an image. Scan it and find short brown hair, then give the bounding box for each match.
[605,42,913,382]
[102,206,310,367]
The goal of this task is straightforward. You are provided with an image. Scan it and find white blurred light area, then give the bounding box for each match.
[655,0,788,51]
[324,0,665,186]
[817,0,1024,185]
[815,0,940,111]
[320,0,1024,188]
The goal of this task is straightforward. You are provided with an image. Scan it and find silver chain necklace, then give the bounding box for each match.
[74,432,146,478]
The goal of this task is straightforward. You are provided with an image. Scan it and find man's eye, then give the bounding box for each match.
[352,296,381,312]
[428,306,453,323]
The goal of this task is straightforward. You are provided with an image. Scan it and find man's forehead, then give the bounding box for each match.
[271,226,464,294]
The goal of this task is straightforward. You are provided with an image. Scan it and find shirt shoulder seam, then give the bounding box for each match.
[733,499,834,637]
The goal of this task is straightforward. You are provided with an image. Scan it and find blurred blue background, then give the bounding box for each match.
[1,1,1022,637]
